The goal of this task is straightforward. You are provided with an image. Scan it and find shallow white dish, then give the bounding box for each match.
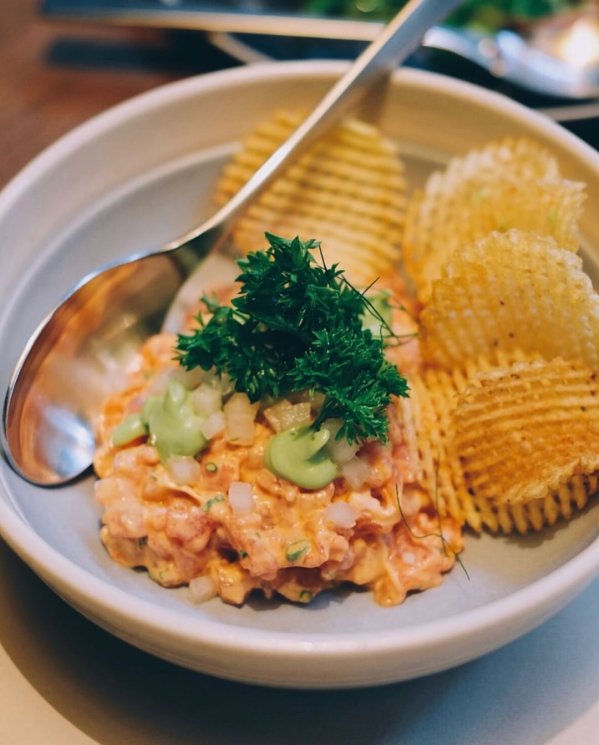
[1,61,599,689]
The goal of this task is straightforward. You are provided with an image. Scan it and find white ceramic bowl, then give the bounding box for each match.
[1,61,599,689]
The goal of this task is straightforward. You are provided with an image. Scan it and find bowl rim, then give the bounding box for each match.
[1,59,599,667]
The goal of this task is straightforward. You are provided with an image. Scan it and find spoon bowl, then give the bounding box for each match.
[3,252,191,484]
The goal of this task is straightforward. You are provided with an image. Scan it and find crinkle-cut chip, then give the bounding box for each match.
[454,357,599,506]
[393,394,423,486]
[402,137,586,301]
[214,109,406,286]
[420,229,599,369]
[406,351,598,534]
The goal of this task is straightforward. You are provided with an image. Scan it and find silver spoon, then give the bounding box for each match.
[2,0,462,486]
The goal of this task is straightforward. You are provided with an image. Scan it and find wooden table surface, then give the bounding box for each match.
[0,0,238,189]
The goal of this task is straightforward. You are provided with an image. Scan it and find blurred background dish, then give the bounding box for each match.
[42,0,599,104]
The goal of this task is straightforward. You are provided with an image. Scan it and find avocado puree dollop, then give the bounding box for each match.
[265,425,339,490]
[112,378,207,461]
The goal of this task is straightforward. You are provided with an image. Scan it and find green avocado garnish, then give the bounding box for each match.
[112,378,207,461]
[264,425,339,490]
[142,379,207,461]
[112,412,148,447]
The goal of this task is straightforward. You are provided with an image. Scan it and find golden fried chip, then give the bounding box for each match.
[454,357,599,505]
[403,138,586,301]
[420,229,599,369]
[407,352,598,534]
[214,109,406,286]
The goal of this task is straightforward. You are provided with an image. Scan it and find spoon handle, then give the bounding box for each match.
[168,0,463,262]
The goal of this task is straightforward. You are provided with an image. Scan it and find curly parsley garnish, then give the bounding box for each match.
[176,234,409,443]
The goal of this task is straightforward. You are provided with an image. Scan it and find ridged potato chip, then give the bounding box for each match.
[403,138,586,301]
[214,119,598,536]
[407,353,599,534]
[214,109,406,286]
[420,229,599,369]
[454,357,599,505]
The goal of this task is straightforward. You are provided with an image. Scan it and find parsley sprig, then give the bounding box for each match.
[176,234,409,443]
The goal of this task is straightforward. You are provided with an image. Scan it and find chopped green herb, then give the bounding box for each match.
[203,494,225,512]
[137,536,148,548]
[177,234,408,444]
[205,462,218,473]
[239,550,249,559]
[299,589,314,603]
[286,538,310,562]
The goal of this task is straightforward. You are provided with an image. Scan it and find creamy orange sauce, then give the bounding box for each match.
[93,275,462,606]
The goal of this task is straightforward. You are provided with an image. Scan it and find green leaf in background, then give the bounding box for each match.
[302,0,584,31]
